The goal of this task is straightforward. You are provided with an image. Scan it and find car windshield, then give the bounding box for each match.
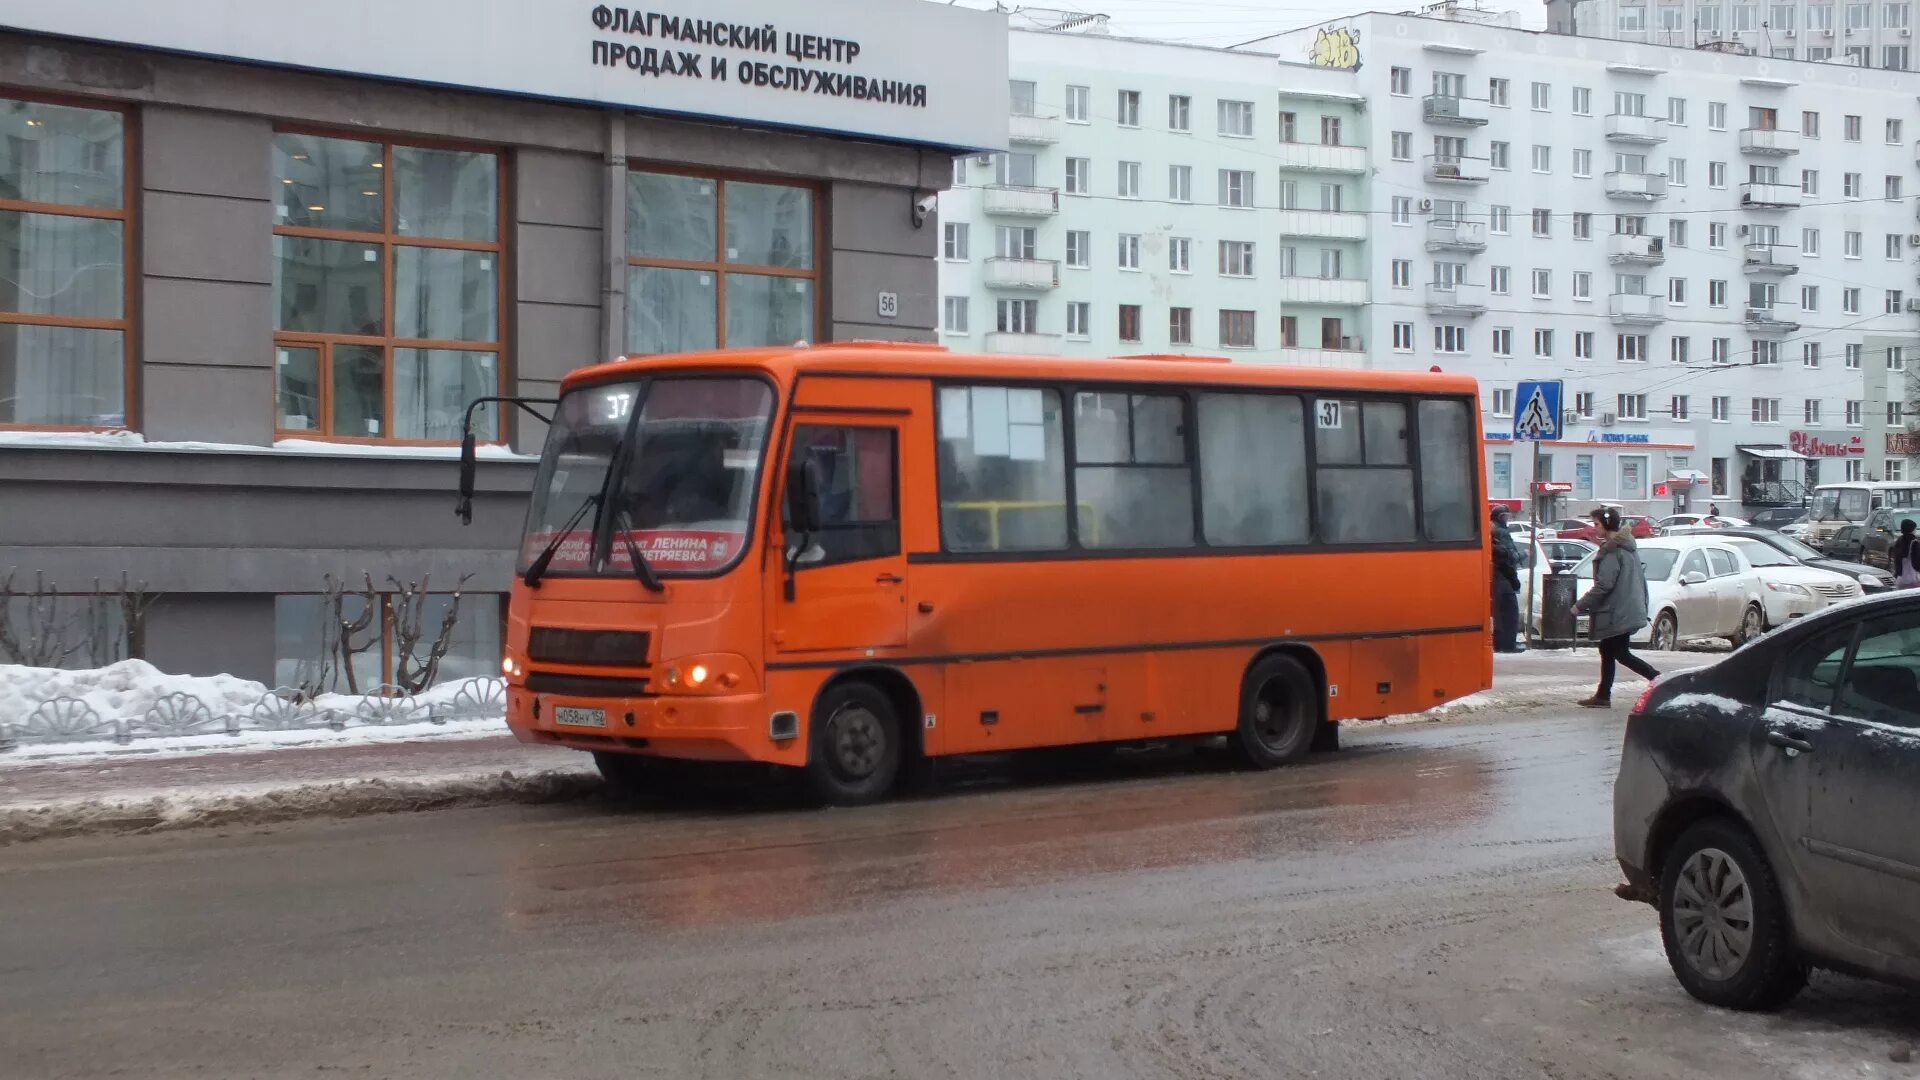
[519,377,775,577]
[1764,533,1824,560]
[1727,539,1795,567]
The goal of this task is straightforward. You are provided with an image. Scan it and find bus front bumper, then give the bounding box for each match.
[506,685,801,765]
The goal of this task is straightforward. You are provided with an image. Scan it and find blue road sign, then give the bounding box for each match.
[1513,380,1563,441]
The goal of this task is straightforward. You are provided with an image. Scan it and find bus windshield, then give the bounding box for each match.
[1811,488,1869,521]
[519,377,775,577]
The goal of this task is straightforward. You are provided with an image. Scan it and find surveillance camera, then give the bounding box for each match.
[915,194,939,216]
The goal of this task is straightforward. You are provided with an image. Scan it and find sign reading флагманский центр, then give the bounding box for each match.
[3,0,1010,152]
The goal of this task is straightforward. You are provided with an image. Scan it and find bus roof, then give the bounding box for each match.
[1813,480,1920,491]
[560,343,1481,397]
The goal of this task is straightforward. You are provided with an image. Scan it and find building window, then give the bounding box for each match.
[1845,113,1863,141]
[1619,393,1648,421]
[1712,338,1731,365]
[1802,169,1818,196]
[1065,84,1090,123]
[1169,165,1192,202]
[1845,172,1862,198]
[1392,197,1412,225]
[1531,81,1550,110]
[1573,86,1592,115]
[1671,337,1690,364]
[1392,321,1414,351]
[1219,169,1256,208]
[1668,278,1688,305]
[1490,266,1511,294]
[1708,161,1727,188]
[1892,346,1908,371]
[1847,399,1864,426]
[1672,394,1690,419]
[1532,145,1552,173]
[1669,220,1687,247]
[1532,268,1552,298]
[1219,240,1255,278]
[1219,309,1255,349]
[1391,259,1411,288]
[1278,111,1298,142]
[1570,148,1591,177]
[1321,116,1343,145]
[274,593,504,694]
[0,96,130,429]
[1801,228,1820,256]
[1062,157,1090,196]
[1890,118,1906,143]
[1489,78,1510,107]
[1534,329,1555,358]
[1492,387,1515,415]
[1063,301,1090,340]
[1118,234,1141,270]
[1709,222,1726,248]
[1802,285,1820,311]
[1168,94,1191,132]
[1435,325,1468,354]
[1708,101,1727,130]
[996,299,1038,334]
[1803,342,1821,367]
[1709,280,1728,308]
[1891,233,1907,259]
[1118,304,1142,343]
[1169,307,1192,345]
[1889,289,1906,314]
[1532,209,1551,237]
[1573,212,1592,240]
[1846,343,1863,368]
[276,131,505,441]
[1754,340,1781,365]
[1575,391,1596,419]
[1844,287,1862,313]
[1394,131,1414,161]
[1390,66,1411,95]
[1118,160,1141,199]
[1806,399,1823,424]
[1575,331,1595,359]
[1618,334,1649,362]
[1752,397,1781,423]
[1065,230,1089,269]
[1490,205,1510,233]
[1217,99,1254,137]
[1118,90,1141,127]
[943,222,970,260]
[1712,396,1731,421]
[942,296,969,335]
[1891,401,1908,426]
[1169,236,1191,273]
[1492,328,1513,357]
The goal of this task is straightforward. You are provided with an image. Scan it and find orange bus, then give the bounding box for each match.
[459,343,1493,805]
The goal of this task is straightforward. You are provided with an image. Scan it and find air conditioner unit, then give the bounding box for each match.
[1420,197,1435,210]
[1906,297,1920,312]
[1738,224,1752,236]
[1600,411,1620,426]
[1904,26,1913,35]
[1824,27,1835,36]
[1340,336,1360,350]
[1786,28,1797,37]
[1907,233,1920,245]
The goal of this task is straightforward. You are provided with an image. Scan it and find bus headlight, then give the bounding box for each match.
[660,655,754,695]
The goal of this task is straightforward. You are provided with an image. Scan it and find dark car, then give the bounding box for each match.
[1748,507,1808,531]
[1613,591,1920,1010]
[1712,526,1894,593]
[1859,504,1920,571]
[1823,524,1867,563]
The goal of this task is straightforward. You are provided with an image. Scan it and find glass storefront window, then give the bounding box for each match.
[626,170,817,353]
[271,132,502,442]
[0,95,129,428]
[273,593,503,693]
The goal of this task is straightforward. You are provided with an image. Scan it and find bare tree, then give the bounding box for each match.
[0,571,157,668]
[325,573,382,696]
[387,572,474,695]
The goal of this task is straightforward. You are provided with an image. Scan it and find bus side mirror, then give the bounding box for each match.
[455,430,478,525]
[786,455,825,535]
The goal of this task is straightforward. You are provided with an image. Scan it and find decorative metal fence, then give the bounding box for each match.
[0,678,506,752]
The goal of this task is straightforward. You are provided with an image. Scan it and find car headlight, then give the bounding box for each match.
[1858,573,1884,588]
[1765,582,1811,597]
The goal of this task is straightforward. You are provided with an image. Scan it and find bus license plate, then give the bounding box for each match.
[554,706,607,728]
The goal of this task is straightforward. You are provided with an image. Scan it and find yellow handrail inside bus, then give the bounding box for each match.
[944,500,1099,547]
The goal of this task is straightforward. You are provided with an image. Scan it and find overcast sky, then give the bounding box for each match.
[943,0,1545,48]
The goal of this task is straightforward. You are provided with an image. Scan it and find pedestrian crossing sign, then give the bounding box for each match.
[1513,380,1562,441]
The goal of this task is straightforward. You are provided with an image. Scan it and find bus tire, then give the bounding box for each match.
[1311,719,1341,754]
[593,751,662,801]
[1233,654,1318,769]
[805,681,901,806]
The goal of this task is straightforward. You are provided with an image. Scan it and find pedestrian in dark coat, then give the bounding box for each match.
[1490,506,1523,653]
[1573,506,1660,707]
[1894,518,1920,588]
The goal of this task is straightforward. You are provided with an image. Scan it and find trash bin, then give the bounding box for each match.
[1539,574,1580,648]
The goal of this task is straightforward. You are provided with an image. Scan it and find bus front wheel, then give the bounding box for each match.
[1233,655,1319,769]
[805,681,901,806]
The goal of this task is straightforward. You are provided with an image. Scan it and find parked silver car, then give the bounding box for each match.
[1613,591,1920,1009]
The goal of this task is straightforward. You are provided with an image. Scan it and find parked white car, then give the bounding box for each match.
[1716,535,1865,625]
[1655,513,1749,532]
[1505,520,1558,542]
[1530,537,1772,649]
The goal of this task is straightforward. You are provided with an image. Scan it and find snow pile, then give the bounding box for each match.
[0,659,266,727]
[1663,692,1747,716]
[0,429,532,460]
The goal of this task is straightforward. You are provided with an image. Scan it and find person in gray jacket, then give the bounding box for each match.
[1572,506,1660,708]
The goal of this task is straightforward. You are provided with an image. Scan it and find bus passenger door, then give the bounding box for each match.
[774,419,909,654]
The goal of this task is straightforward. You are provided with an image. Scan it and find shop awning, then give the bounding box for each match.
[1668,469,1711,483]
[1738,446,1806,460]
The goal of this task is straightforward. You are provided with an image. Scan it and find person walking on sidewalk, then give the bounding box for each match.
[1894,518,1920,589]
[1572,506,1660,708]
[1490,506,1523,653]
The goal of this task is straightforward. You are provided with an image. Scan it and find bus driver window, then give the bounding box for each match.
[784,425,900,567]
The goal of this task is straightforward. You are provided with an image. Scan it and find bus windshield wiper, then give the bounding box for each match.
[523,492,600,587]
[613,507,666,593]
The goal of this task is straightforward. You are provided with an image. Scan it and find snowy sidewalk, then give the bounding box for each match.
[0,648,1711,843]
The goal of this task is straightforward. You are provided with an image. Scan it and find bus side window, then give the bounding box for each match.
[785,425,899,567]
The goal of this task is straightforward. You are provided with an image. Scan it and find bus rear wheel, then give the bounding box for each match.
[1233,654,1319,769]
[805,682,901,806]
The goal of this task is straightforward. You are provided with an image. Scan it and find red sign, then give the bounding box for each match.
[1653,483,1670,497]
[1531,481,1574,493]
[528,529,747,573]
[1789,431,1865,457]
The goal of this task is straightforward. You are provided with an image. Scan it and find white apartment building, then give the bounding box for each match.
[1253,12,1920,518]
[1549,0,1920,72]
[936,28,1370,366]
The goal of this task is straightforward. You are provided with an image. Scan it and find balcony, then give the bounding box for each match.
[1607,233,1666,264]
[1424,153,1490,184]
[1425,281,1489,315]
[1744,479,1809,508]
[1742,243,1800,276]
[1608,292,1666,325]
[981,185,1060,217]
[1745,305,1801,334]
[1425,218,1487,251]
[1006,113,1061,145]
[1274,141,1369,173]
[1275,276,1370,305]
[1740,182,1802,208]
[1276,209,1368,241]
[1739,127,1801,155]
[1279,343,1366,367]
[984,331,1064,354]
[1605,113,1668,143]
[983,257,1059,290]
[1605,170,1668,200]
[1422,93,1490,126]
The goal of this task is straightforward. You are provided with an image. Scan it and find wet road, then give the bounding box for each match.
[3,711,1915,1080]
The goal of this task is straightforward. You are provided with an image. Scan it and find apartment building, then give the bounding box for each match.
[1549,0,1920,72]
[936,29,1371,365]
[1254,13,1920,517]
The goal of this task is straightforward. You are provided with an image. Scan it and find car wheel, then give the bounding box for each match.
[1733,603,1766,646]
[1650,611,1679,652]
[1658,819,1807,1011]
[1232,654,1318,769]
[804,681,901,806]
